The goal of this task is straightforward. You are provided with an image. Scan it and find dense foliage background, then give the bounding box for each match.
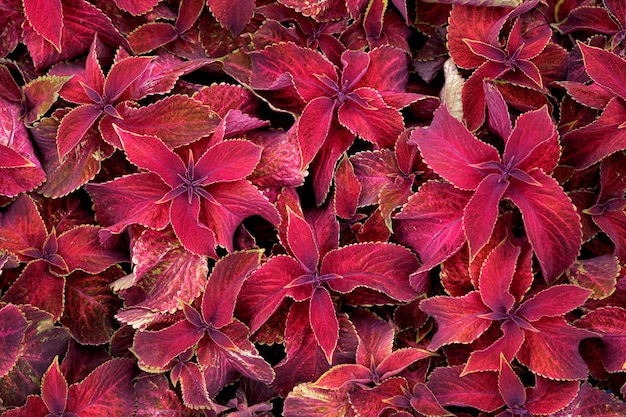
[1,0,626,415]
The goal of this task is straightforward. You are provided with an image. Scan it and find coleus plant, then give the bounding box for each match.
[1,0,626,415]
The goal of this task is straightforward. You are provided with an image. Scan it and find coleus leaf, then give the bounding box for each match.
[0,98,46,196]
[0,305,70,407]
[134,374,188,417]
[114,0,161,15]
[576,307,626,373]
[22,0,63,52]
[41,357,67,414]
[60,267,124,345]
[0,304,27,378]
[555,382,626,416]
[207,0,254,36]
[114,227,208,328]
[427,366,504,412]
[22,0,128,69]
[283,383,353,417]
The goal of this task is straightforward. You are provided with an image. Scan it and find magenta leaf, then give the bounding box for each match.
[207,0,254,36]
[419,292,491,350]
[22,0,63,52]
[498,356,526,410]
[0,305,70,407]
[411,105,498,190]
[66,359,135,417]
[114,0,161,15]
[427,366,504,412]
[504,169,582,283]
[309,287,340,362]
[41,357,68,414]
[323,243,420,301]
[60,268,124,345]
[202,250,262,328]
[134,374,188,417]
[394,181,472,273]
[577,307,626,373]
[0,304,27,378]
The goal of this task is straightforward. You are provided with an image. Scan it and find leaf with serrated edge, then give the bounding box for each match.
[0,304,27,378]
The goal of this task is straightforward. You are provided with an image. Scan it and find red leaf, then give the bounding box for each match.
[196,139,263,184]
[60,268,124,345]
[22,0,63,52]
[525,377,580,415]
[22,0,128,69]
[463,174,509,258]
[0,194,46,259]
[478,239,519,314]
[41,357,68,414]
[394,182,472,273]
[556,382,626,416]
[128,22,178,54]
[169,192,217,258]
[86,173,171,234]
[176,360,216,410]
[498,356,526,409]
[286,208,320,273]
[338,88,405,149]
[577,307,626,373]
[3,261,66,320]
[57,226,126,274]
[237,255,302,332]
[335,155,361,219]
[463,319,525,375]
[202,250,262,328]
[207,0,254,35]
[134,374,187,417]
[579,43,626,99]
[132,320,203,372]
[0,304,27,378]
[504,169,582,283]
[412,105,498,190]
[115,227,208,328]
[516,285,592,322]
[284,383,353,417]
[310,287,340,363]
[419,292,491,350]
[567,255,620,300]
[66,359,135,417]
[561,98,626,170]
[106,96,220,149]
[56,104,102,161]
[517,317,595,380]
[323,243,419,302]
[298,96,335,167]
[114,0,160,15]
[0,305,70,407]
[427,366,504,412]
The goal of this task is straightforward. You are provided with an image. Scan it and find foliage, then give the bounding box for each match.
[1,0,626,415]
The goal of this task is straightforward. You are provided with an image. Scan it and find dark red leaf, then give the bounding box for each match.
[427,366,504,412]
[41,357,68,414]
[0,304,27,378]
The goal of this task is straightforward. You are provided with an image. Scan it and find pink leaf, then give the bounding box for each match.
[207,0,254,35]
[516,285,592,322]
[41,357,68,414]
[0,304,27,378]
[202,250,263,328]
[22,0,63,51]
[419,292,491,350]
[66,359,135,417]
[132,320,203,372]
[463,319,525,374]
[323,243,419,302]
[504,169,582,283]
[286,208,320,273]
[411,105,499,190]
[517,317,595,380]
[427,366,504,412]
[310,287,340,363]
[394,181,472,273]
[169,189,218,258]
